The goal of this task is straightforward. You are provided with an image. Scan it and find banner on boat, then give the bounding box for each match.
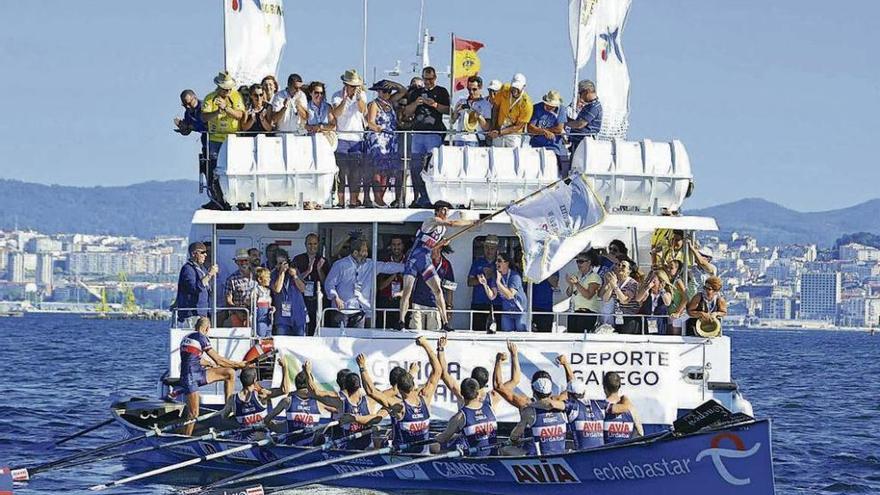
[224,0,286,86]
[272,335,680,424]
[594,0,631,139]
[507,174,606,283]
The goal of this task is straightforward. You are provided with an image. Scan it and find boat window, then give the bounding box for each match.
[268,223,301,232]
[217,223,245,230]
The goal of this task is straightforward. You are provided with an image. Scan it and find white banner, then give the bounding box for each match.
[569,0,601,70]
[272,335,681,425]
[507,174,606,283]
[594,0,631,139]
[224,0,286,86]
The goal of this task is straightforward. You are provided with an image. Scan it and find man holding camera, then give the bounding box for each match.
[451,75,492,147]
[402,66,450,208]
[271,250,308,336]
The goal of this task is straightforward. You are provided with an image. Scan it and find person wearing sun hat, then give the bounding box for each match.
[332,69,369,207]
[365,79,408,207]
[200,71,246,209]
[527,89,569,174]
[223,248,256,327]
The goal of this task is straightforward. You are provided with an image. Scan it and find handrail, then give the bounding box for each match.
[170,306,251,330]
[319,306,716,337]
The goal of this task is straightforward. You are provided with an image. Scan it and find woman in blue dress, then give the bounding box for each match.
[365,79,407,207]
[477,252,528,332]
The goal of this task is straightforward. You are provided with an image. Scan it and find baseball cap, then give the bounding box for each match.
[511,73,527,90]
[532,377,553,395]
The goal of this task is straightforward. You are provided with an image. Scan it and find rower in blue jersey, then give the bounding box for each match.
[494,341,568,455]
[431,378,498,456]
[216,360,289,440]
[301,361,384,450]
[563,380,606,449]
[397,201,475,332]
[602,371,643,444]
[178,316,246,436]
[359,336,443,453]
[265,368,332,446]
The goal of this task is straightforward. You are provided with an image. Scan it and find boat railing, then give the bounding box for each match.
[201,129,692,213]
[320,307,715,338]
[169,306,251,333]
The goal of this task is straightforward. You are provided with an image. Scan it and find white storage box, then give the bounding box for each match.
[217,134,338,207]
[570,138,693,213]
[422,146,559,209]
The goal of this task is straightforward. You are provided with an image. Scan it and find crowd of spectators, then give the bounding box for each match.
[175,68,605,209]
[173,228,725,337]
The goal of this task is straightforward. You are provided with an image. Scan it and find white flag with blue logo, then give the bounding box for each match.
[224,0,286,86]
[569,0,601,70]
[507,174,606,283]
[595,0,631,139]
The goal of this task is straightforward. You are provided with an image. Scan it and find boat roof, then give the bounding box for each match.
[191,208,718,231]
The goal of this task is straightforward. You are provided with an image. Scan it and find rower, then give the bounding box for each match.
[493,340,565,409]
[179,316,247,436]
[602,371,644,443]
[359,336,443,453]
[397,201,475,332]
[216,359,289,440]
[302,362,385,450]
[264,369,332,446]
[508,373,568,456]
[430,378,498,456]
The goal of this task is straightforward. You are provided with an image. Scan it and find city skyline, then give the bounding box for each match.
[0,1,877,211]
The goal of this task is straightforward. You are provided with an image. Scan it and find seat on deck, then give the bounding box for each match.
[423,145,559,209]
[571,138,693,213]
[216,134,338,207]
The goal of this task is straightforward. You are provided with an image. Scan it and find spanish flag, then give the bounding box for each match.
[453,36,484,91]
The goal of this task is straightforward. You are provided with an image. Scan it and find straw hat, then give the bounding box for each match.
[213,71,237,90]
[233,248,250,261]
[542,90,563,107]
[695,318,722,338]
[340,69,364,87]
[483,235,499,246]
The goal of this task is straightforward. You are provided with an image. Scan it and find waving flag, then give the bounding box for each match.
[569,0,601,70]
[452,37,484,91]
[224,0,286,85]
[594,0,631,138]
[507,174,606,282]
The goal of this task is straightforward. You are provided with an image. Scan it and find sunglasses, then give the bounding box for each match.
[312,91,324,95]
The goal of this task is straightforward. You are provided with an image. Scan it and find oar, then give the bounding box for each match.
[54,418,115,446]
[180,421,364,495]
[88,427,302,491]
[209,436,438,491]
[9,409,222,482]
[52,423,266,471]
[266,448,465,493]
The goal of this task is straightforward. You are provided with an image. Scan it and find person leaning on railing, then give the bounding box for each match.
[200,71,246,209]
[685,276,727,337]
[527,90,569,175]
[451,75,492,147]
[477,252,528,332]
[566,249,603,333]
[487,73,533,148]
[239,83,273,134]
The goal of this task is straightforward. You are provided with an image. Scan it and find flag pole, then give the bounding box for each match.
[221,0,227,71]
[449,32,456,119]
[572,0,584,109]
[363,0,368,79]
[443,176,572,246]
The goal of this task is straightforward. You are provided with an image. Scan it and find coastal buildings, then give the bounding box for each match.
[799,272,842,321]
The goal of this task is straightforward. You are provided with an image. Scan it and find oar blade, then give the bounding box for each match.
[9,467,29,482]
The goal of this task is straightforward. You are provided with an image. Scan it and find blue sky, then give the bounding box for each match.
[0,0,876,211]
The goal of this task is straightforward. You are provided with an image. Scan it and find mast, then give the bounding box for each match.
[362,0,368,80]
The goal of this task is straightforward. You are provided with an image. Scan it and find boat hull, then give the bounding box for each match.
[114,416,775,494]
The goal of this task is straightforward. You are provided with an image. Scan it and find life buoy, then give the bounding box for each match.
[243,339,275,363]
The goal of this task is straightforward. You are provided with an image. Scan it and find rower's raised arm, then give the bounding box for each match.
[303,361,342,410]
[417,337,443,405]
[358,353,394,408]
[496,341,530,409]
[437,336,463,403]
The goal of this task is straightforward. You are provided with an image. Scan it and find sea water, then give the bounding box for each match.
[1,314,878,494]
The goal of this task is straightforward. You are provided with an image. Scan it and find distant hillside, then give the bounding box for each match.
[0,179,201,237]
[687,198,880,247]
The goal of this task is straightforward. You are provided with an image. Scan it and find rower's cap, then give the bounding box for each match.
[532,377,553,395]
[567,380,586,396]
[483,235,499,246]
[488,79,502,91]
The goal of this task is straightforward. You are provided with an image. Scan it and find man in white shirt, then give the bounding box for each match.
[270,73,307,134]
[331,69,368,207]
[451,75,492,147]
[324,238,403,328]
